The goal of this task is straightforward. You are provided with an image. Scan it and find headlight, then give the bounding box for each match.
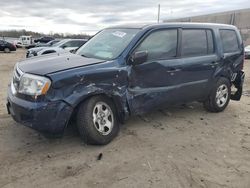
[18,73,51,96]
[28,50,37,57]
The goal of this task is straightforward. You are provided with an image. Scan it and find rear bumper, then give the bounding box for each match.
[7,86,73,134]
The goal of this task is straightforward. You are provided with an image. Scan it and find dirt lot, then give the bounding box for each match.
[0,49,250,188]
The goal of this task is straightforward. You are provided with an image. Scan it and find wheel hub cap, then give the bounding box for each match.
[215,84,228,107]
[93,102,114,135]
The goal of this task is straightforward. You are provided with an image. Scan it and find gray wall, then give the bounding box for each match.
[164,8,250,45]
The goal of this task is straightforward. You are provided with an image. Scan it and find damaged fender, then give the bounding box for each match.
[47,61,130,123]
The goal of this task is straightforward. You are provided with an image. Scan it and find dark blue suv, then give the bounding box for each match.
[7,23,245,145]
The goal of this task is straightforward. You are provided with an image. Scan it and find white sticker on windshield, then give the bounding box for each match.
[112,31,127,38]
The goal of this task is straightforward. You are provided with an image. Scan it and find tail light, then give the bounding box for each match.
[12,44,16,49]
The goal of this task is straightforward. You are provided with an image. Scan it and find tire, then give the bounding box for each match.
[4,48,10,53]
[203,77,231,112]
[76,96,119,145]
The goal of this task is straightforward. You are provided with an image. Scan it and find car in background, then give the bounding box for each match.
[245,45,250,59]
[35,39,61,47]
[26,39,87,58]
[25,40,61,49]
[34,36,55,44]
[14,36,33,48]
[31,47,71,57]
[0,40,16,53]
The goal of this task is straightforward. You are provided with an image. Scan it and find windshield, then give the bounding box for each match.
[52,39,68,47]
[76,28,140,60]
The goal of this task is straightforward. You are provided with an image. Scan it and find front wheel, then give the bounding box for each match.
[4,48,10,53]
[203,77,231,112]
[76,96,119,145]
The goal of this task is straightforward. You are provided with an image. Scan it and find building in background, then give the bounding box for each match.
[164,8,250,45]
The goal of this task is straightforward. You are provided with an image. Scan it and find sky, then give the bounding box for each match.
[0,0,250,35]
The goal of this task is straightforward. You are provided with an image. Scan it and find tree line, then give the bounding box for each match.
[0,29,91,39]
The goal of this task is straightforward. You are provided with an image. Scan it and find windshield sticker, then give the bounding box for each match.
[112,31,127,38]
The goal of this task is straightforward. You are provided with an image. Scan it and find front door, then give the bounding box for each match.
[127,28,183,114]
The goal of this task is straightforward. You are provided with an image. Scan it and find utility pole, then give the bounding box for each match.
[157,4,161,23]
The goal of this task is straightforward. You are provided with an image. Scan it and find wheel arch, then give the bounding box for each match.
[69,92,129,124]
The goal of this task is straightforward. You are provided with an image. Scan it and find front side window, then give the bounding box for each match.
[53,39,68,47]
[77,29,140,60]
[69,40,86,47]
[62,40,83,48]
[220,29,239,53]
[134,29,178,61]
[61,41,75,48]
[181,29,208,57]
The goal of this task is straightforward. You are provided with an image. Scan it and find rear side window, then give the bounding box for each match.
[134,29,178,61]
[181,29,214,57]
[64,40,85,47]
[220,30,239,53]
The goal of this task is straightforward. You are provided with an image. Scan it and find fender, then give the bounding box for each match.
[46,62,130,122]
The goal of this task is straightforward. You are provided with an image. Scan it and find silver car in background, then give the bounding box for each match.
[26,39,88,58]
[245,45,250,59]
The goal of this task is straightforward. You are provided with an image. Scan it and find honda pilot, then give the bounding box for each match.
[7,23,245,145]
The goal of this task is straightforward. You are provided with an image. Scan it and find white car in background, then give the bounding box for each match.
[26,39,88,58]
[245,45,250,59]
[14,36,33,48]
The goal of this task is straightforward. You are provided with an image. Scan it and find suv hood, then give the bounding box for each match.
[18,53,105,75]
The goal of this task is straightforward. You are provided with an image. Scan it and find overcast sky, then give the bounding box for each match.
[0,0,249,35]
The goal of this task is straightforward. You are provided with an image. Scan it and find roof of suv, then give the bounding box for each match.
[108,22,237,30]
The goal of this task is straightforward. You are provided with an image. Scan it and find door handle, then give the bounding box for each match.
[211,61,219,68]
[211,61,219,65]
[167,68,181,73]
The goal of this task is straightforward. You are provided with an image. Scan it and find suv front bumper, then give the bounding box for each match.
[6,86,73,134]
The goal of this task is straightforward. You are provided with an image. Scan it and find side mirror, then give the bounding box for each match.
[70,49,77,54]
[61,45,66,49]
[130,51,148,65]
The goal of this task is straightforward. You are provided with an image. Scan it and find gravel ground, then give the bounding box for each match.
[0,49,250,188]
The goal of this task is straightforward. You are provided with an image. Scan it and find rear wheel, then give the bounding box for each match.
[77,96,119,145]
[4,48,10,53]
[203,77,231,112]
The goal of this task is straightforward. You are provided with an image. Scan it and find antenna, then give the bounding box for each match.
[157,4,161,23]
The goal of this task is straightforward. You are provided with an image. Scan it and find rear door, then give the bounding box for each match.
[177,28,219,101]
